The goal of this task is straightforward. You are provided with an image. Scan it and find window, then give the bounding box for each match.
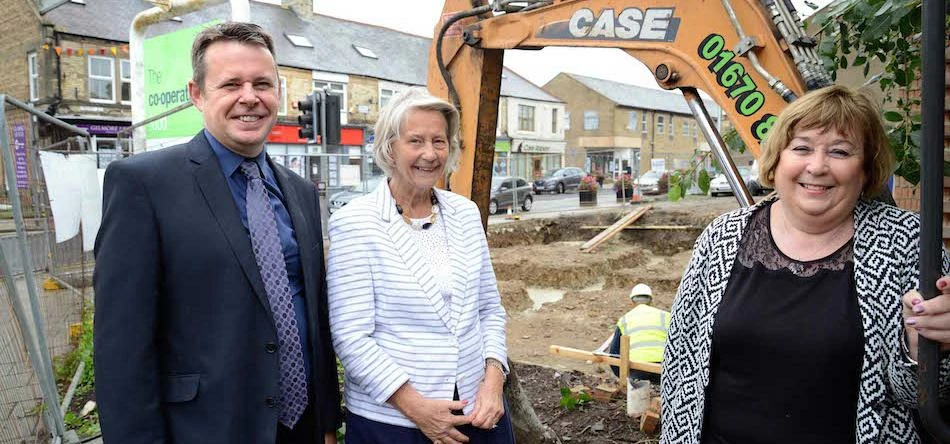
[313,79,347,124]
[656,115,665,134]
[583,111,599,130]
[380,88,395,109]
[518,105,535,132]
[88,56,114,102]
[628,111,638,130]
[120,59,131,103]
[285,34,313,48]
[564,111,570,130]
[28,52,38,101]
[682,121,690,137]
[278,77,287,115]
[551,109,558,133]
[641,113,648,132]
[353,45,378,59]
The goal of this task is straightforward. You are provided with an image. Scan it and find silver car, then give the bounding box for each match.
[489,176,533,215]
[328,176,385,214]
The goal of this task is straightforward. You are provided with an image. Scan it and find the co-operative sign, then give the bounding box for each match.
[538,7,680,42]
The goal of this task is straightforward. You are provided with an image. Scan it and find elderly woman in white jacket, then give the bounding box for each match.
[326,88,513,444]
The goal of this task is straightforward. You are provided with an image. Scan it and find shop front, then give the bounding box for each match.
[507,138,565,180]
[64,119,131,168]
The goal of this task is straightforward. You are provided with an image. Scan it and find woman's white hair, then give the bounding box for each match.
[373,87,461,179]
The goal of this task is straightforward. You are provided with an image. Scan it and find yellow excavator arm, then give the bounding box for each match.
[427,0,831,223]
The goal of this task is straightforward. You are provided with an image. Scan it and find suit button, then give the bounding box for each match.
[265,342,277,353]
[265,397,277,408]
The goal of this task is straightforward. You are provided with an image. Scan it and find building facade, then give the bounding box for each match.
[543,73,738,178]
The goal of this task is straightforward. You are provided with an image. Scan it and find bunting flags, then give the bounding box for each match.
[44,44,130,57]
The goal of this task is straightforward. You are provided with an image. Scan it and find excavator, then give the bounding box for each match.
[425,0,949,439]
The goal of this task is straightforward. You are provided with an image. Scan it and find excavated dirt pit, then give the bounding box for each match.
[489,199,738,443]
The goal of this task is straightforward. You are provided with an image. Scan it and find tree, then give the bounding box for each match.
[812,0,950,184]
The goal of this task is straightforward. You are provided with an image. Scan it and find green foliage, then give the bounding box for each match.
[667,153,713,202]
[813,0,950,184]
[53,307,97,438]
[559,387,592,411]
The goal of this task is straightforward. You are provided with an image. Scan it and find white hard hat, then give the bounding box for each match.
[629,283,653,300]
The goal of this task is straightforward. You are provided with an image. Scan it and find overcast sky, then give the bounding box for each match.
[312,0,831,89]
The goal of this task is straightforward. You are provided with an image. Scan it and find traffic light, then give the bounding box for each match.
[297,92,317,142]
[296,91,341,145]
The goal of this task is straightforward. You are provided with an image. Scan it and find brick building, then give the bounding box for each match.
[1,0,564,193]
[543,73,739,178]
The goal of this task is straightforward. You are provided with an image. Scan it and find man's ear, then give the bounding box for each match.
[187,80,203,111]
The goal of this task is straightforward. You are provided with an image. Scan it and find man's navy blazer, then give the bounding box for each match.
[93,132,341,443]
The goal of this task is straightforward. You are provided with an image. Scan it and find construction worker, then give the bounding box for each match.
[608,283,670,384]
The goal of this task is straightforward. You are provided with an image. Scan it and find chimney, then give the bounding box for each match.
[283,0,317,20]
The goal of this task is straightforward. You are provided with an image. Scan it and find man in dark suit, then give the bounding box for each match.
[93,22,341,443]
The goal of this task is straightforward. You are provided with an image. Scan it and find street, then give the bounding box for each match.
[489,187,654,221]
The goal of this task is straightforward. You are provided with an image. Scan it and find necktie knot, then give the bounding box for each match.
[240,160,262,180]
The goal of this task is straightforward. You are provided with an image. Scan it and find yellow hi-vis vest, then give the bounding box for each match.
[617,304,671,363]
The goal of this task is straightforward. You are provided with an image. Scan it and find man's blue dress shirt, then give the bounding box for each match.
[206,130,312,378]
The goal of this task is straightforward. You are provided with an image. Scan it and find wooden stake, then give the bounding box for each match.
[620,335,631,392]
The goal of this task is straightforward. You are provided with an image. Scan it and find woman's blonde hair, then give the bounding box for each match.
[373,87,461,179]
[758,85,893,196]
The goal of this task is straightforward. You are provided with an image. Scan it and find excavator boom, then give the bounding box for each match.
[428,0,830,222]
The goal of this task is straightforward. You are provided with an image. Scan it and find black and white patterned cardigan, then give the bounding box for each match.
[661,197,950,444]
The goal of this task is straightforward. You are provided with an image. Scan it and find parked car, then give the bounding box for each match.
[635,170,662,195]
[532,167,587,194]
[709,166,753,197]
[746,159,773,196]
[328,175,385,214]
[490,176,533,215]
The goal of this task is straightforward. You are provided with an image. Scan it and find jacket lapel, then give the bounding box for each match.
[188,135,274,326]
[380,184,453,330]
[436,189,469,332]
[270,162,321,334]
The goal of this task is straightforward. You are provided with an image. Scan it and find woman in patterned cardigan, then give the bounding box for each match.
[661,85,950,444]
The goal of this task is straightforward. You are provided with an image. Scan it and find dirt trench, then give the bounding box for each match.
[488,200,737,443]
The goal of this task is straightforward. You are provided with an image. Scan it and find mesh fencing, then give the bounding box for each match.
[0,96,95,443]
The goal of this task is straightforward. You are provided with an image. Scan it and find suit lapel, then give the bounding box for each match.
[188,135,274,326]
[437,190,469,332]
[271,162,320,333]
[381,184,453,330]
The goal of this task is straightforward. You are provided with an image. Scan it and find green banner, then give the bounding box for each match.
[143,21,219,139]
[495,140,510,153]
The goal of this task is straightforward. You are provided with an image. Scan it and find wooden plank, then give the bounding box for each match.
[580,205,652,252]
[580,225,698,230]
[548,345,662,374]
[620,335,630,392]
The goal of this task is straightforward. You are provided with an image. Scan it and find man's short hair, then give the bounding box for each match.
[191,22,276,90]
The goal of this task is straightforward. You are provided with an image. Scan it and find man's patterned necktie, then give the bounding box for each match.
[240,160,308,428]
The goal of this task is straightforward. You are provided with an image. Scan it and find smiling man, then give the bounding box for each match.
[94,23,341,444]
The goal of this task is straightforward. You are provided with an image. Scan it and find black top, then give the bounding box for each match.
[701,201,864,444]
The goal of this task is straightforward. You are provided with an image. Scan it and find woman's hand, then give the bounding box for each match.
[469,364,506,430]
[324,431,337,444]
[903,276,950,360]
[388,383,471,444]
